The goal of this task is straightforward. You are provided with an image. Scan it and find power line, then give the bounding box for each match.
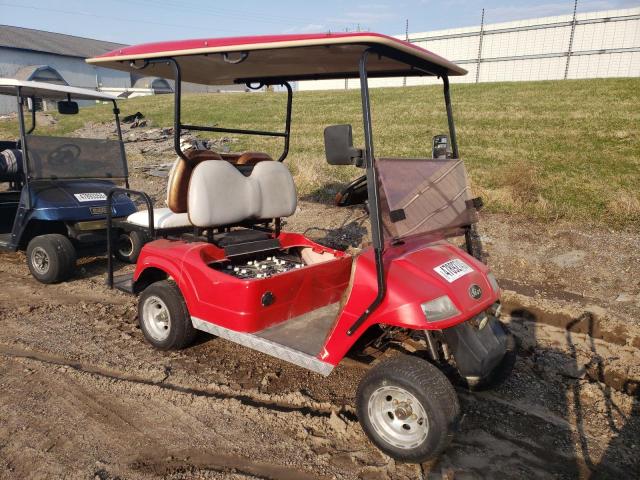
[0,2,251,35]
[111,0,326,28]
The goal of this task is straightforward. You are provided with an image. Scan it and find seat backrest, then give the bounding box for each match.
[0,149,23,183]
[187,160,297,228]
[220,151,273,165]
[166,149,222,213]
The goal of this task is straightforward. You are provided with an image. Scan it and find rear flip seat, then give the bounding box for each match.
[127,149,275,229]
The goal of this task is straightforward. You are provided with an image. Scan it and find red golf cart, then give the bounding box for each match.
[89,33,511,462]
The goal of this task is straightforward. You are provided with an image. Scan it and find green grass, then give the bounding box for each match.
[1,77,638,229]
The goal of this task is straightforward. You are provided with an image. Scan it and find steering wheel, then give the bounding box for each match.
[48,144,81,166]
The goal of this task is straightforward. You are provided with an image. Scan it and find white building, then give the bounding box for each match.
[0,25,133,113]
[298,6,640,90]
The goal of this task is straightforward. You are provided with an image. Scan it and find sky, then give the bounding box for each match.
[0,0,638,44]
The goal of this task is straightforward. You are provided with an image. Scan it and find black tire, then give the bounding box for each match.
[114,230,145,264]
[137,280,196,350]
[356,355,460,463]
[26,234,76,284]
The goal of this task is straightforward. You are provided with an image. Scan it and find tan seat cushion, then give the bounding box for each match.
[167,149,222,213]
[220,152,273,165]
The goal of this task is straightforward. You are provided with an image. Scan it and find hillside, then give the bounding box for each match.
[1,77,638,228]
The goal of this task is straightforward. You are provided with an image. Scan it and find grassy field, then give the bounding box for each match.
[1,77,638,229]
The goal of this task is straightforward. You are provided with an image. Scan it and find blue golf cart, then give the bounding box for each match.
[0,79,136,283]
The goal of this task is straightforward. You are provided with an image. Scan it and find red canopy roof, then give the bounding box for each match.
[87,32,466,86]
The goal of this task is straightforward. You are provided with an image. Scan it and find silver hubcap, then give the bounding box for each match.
[118,234,134,257]
[31,246,50,274]
[367,385,429,449]
[142,295,171,341]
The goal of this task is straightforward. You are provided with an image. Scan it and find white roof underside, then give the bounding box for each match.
[0,79,117,100]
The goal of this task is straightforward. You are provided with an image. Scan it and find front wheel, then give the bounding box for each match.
[138,280,197,350]
[26,234,76,284]
[356,355,460,463]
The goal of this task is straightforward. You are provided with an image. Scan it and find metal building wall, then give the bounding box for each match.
[298,7,640,91]
[0,48,131,114]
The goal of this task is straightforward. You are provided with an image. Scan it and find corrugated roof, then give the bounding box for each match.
[0,25,125,58]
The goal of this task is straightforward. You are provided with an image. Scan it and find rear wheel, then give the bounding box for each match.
[26,234,76,284]
[115,230,145,264]
[356,355,459,463]
[138,280,196,350]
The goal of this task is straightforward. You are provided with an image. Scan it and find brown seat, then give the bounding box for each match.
[220,151,273,165]
[167,149,222,213]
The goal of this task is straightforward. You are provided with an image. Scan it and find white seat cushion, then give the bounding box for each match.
[252,161,297,219]
[188,161,297,228]
[127,207,191,229]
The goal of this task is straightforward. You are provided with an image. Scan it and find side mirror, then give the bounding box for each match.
[432,134,451,159]
[57,101,79,115]
[324,124,363,166]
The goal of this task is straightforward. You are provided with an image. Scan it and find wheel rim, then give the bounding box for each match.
[31,246,50,274]
[142,295,171,341]
[118,234,134,258]
[367,385,429,449]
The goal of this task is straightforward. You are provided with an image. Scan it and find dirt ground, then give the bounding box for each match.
[1,122,639,479]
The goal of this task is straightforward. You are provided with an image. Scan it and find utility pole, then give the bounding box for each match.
[345,27,349,90]
[475,8,485,83]
[403,19,409,87]
[564,0,579,79]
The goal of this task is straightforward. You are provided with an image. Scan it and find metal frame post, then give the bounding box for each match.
[442,75,459,159]
[15,86,30,209]
[444,76,483,260]
[346,49,387,336]
[163,58,293,163]
[112,99,130,189]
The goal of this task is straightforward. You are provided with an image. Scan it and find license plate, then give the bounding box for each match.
[90,206,109,215]
[74,193,107,202]
[434,259,473,283]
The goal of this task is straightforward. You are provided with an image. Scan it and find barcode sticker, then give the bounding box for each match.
[434,259,473,283]
[74,193,107,202]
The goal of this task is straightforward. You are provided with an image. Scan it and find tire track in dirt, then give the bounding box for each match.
[0,343,357,421]
[0,355,334,480]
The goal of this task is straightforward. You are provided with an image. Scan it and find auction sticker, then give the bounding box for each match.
[434,259,473,283]
[74,193,107,202]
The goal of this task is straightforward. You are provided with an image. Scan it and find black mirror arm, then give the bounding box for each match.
[26,96,36,135]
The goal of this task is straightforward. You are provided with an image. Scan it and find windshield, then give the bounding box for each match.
[377,157,478,242]
[25,135,126,180]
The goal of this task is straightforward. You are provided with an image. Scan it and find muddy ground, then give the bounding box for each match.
[1,122,639,479]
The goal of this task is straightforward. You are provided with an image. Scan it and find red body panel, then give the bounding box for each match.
[134,232,499,367]
[320,237,499,364]
[133,232,351,332]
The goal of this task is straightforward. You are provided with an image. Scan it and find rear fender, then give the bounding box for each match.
[132,240,214,312]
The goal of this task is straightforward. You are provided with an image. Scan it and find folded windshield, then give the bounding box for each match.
[25,135,126,180]
[377,157,478,242]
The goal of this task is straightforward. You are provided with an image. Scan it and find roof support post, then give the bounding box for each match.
[442,75,459,159]
[277,81,293,162]
[346,49,387,336]
[16,86,30,210]
[112,99,129,189]
[163,58,189,163]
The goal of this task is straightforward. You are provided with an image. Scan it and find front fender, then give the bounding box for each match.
[321,239,500,364]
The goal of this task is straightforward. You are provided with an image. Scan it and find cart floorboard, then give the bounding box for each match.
[255,302,340,356]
